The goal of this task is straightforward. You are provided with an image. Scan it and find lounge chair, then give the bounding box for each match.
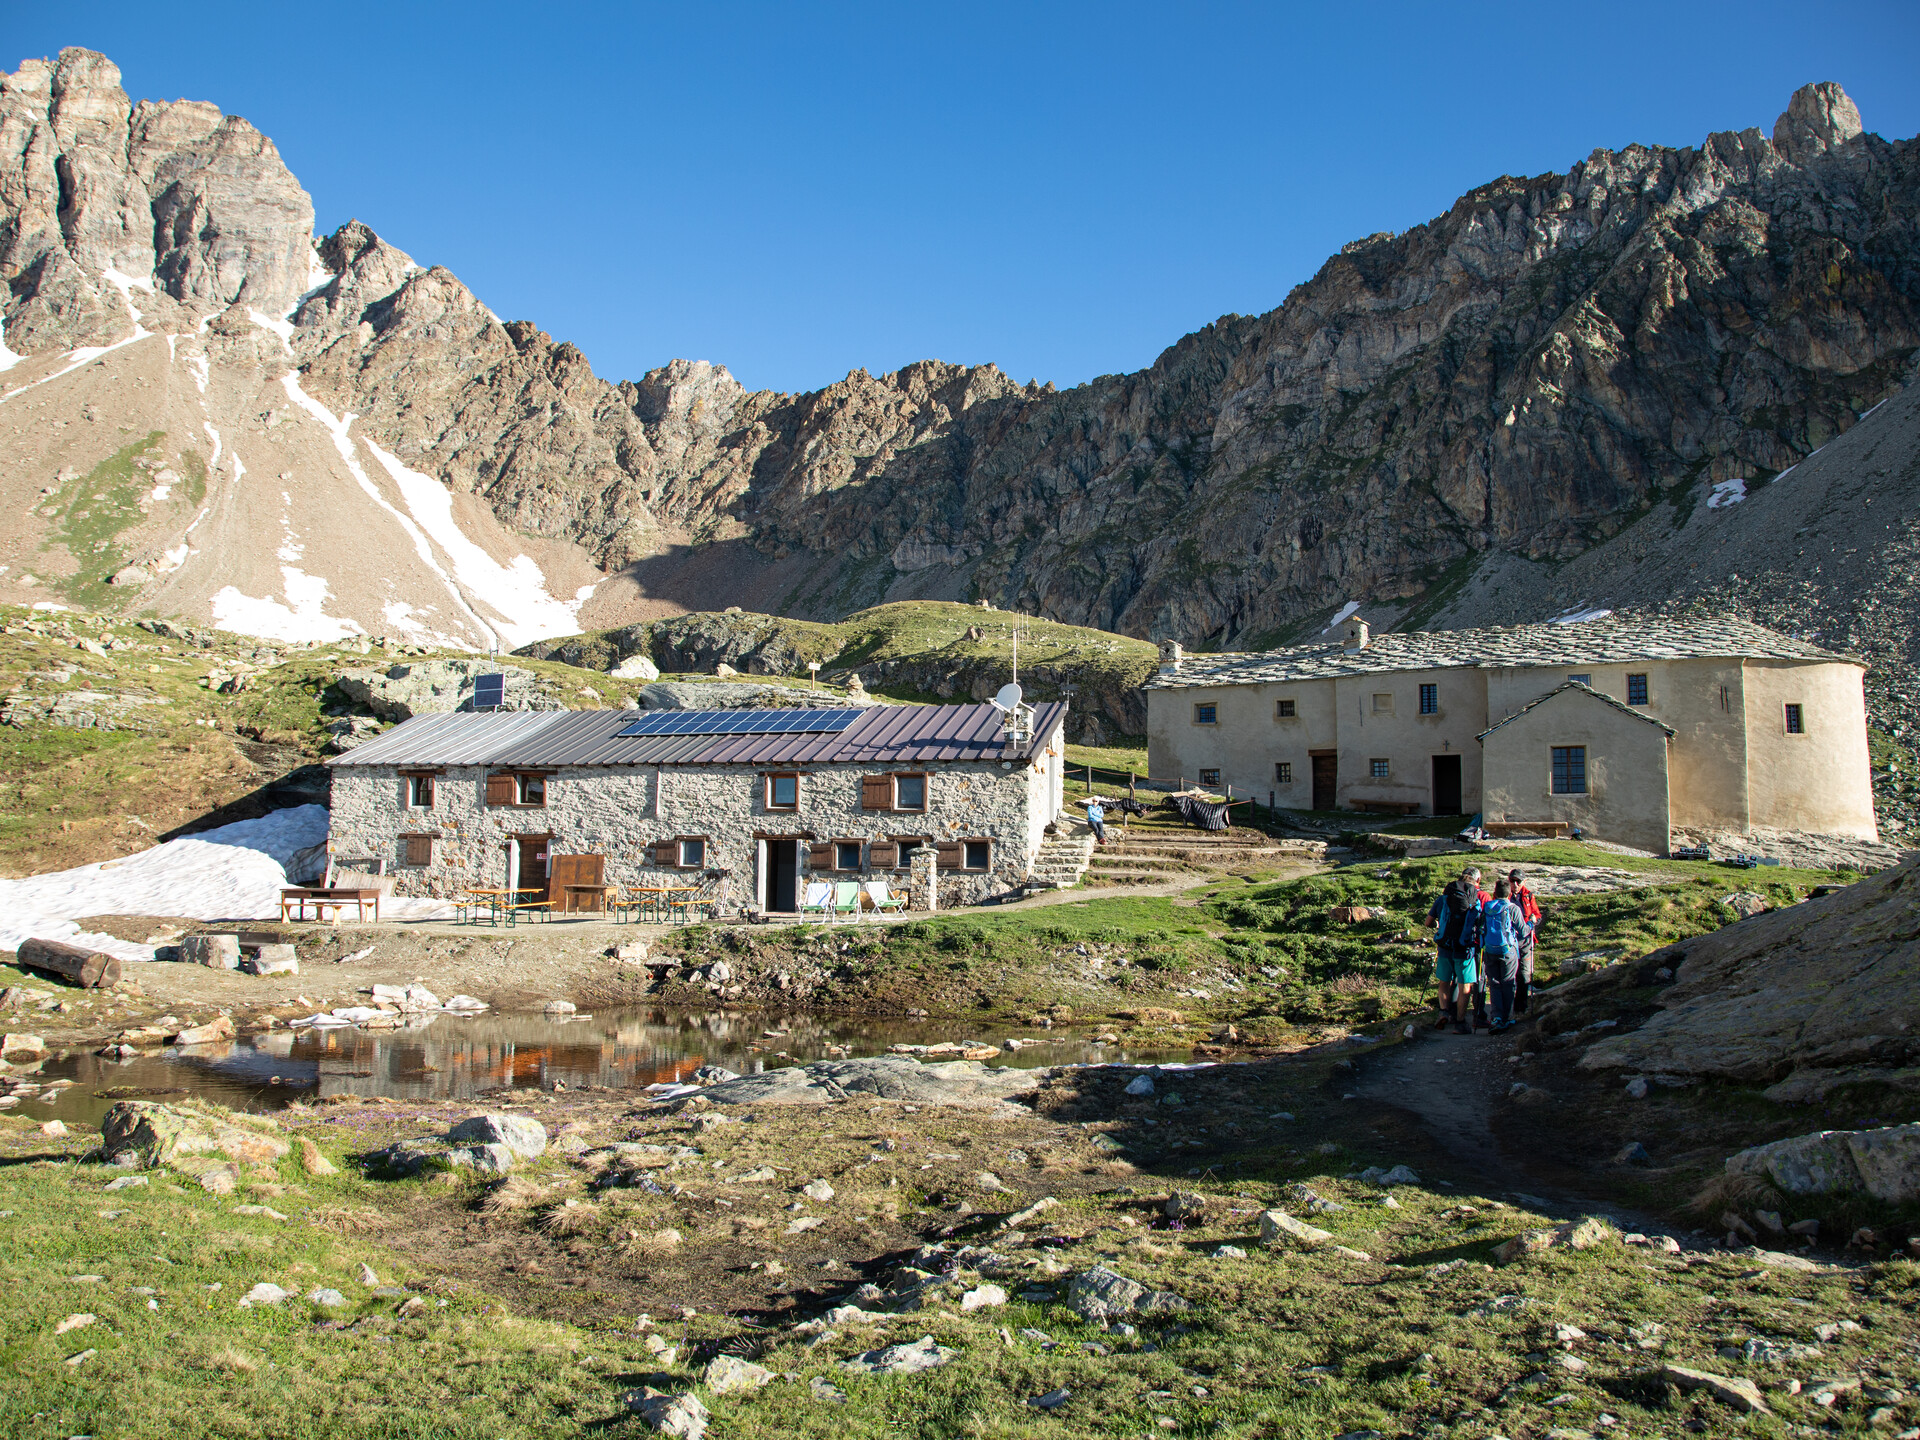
[800,881,836,922]
[863,879,908,915]
[833,880,864,921]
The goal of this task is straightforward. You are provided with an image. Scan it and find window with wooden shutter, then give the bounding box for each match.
[935,840,963,871]
[652,839,678,865]
[404,834,433,866]
[808,841,835,869]
[868,840,898,868]
[485,773,517,806]
[861,775,892,810]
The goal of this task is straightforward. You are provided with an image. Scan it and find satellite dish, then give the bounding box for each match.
[992,682,1023,712]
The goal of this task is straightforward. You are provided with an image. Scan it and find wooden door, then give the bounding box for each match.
[1310,751,1337,812]
[516,837,551,897]
[1431,755,1462,815]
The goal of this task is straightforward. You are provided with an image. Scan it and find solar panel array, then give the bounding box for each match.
[470,674,506,709]
[613,707,865,738]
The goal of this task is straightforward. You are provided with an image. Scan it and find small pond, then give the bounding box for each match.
[20,1008,1194,1131]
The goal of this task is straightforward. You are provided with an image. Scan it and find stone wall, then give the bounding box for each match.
[328,746,1061,909]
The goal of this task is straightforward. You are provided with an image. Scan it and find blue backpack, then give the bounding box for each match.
[1478,898,1518,956]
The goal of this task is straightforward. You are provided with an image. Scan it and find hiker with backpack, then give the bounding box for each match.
[1507,867,1542,1014]
[1424,867,1485,1033]
[1477,879,1529,1032]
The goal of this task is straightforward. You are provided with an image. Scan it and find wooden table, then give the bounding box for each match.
[619,885,703,923]
[280,887,382,924]
[460,888,545,925]
[561,882,615,914]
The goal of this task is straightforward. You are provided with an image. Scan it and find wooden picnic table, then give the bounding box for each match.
[619,884,705,924]
[460,887,546,925]
[280,886,381,924]
[561,882,615,914]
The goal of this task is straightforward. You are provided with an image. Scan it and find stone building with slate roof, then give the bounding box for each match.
[1146,615,1875,850]
[326,701,1068,912]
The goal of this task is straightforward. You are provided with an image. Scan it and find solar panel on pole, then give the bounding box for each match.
[472,674,506,710]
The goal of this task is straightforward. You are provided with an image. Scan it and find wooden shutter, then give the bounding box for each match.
[861,775,892,810]
[404,834,433,866]
[935,840,963,871]
[485,773,516,806]
[652,839,677,865]
[808,842,835,869]
[868,840,897,869]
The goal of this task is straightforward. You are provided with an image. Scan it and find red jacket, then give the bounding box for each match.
[1513,884,1542,927]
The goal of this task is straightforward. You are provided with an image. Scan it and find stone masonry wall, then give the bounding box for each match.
[328,752,1058,908]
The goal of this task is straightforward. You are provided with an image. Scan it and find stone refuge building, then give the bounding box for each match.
[325,701,1069,912]
[1146,615,1875,853]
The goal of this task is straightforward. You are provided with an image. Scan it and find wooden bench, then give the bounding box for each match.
[1353,800,1422,815]
[508,900,553,925]
[1483,820,1571,838]
[280,887,382,924]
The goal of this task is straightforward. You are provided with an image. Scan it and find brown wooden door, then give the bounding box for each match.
[516,837,551,897]
[1311,752,1337,812]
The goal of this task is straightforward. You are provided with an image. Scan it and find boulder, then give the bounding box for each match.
[0,1033,48,1063]
[373,1139,516,1176]
[703,1355,774,1393]
[1259,1210,1332,1248]
[838,1335,958,1375]
[1065,1266,1188,1320]
[242,945,298,976]
[180,934,240,970]
[623,1389,709,1438]
[172,1016,235,1045]
[1662,1364,1772,1415]
[99,1101,290,1168]
[610,653,660,681]
[1724,1123,1920,1204]
[331,660,553,721]
[447,1113,548,1159]
[1492,1215,1617,1265]
[692,1056,1044,1110]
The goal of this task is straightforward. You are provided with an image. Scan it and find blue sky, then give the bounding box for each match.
[13,2,1919,395]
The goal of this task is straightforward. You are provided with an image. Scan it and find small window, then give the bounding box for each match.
[406,774,434,808]
[1418,683,1438,715]
[517,774,546,806]
[403,834,433,867]
[766,774,799,810]
[963,839,991,871]
[1274,761,1292,784]
[1369,758,1390,780]
[893,774,927,811]
[1568,673,1592,687]
[678,837,706,868]
[1198,768,1221,787]
[1784,703,1805,735]
[835,840,863,871]
[1372,693,1394,714]
[896,838,923,870]
[1193,703,1217,725]
[1552,745,1587,794]
[1626,673,1648,706]
[1719,685,1732,713]
[1275,698,1296,719]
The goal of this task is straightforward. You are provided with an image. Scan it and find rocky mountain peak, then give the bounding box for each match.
[1772,81,1864,164]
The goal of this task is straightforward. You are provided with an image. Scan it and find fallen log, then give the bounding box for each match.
[17,936,122,989]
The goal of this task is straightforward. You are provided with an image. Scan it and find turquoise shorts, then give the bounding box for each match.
[1434,950,1478,986]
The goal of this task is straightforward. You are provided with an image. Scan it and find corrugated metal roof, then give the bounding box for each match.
[328,702,1067,769]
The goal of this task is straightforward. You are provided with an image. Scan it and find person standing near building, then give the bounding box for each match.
[1478,879,1526,1032]
[1508,867,1542,1014]
[1424,867,1483,1033]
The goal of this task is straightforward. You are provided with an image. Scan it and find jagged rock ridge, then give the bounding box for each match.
[2,53,1917,668]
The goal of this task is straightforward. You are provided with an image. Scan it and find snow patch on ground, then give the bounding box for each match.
[211,568,362,644]
[1550,606,1614,624]
[0,317,22,374]
[249,308,295,347]
[362,435,591,649]
[0,806,325,963]
[187,354,209,394]
[0,330,152,406]
[1707,478,1747,509]
[279,372,495,649]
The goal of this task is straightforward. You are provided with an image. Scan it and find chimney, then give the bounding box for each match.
[1159,640,1183,673]
[1343,618,1370,652]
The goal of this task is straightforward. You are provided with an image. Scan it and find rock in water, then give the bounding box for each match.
[446,1113,548,1159]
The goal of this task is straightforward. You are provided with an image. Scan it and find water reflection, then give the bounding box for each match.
[30,1009,1192,1130]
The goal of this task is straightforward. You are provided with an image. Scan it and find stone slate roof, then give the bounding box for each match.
[328,701,1066,770]
[1475,680,1678,742]
[1146,614,1855,690]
